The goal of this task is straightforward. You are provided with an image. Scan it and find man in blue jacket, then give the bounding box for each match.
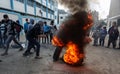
[99,27,107,46]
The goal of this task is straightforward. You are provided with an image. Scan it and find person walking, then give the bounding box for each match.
[99,27,107,46]
[0,14,23,56]
[107,22,119,49]
[23,21,43,59]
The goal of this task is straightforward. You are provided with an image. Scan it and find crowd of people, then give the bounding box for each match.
[92,22,120,49]
[0,14,57,62]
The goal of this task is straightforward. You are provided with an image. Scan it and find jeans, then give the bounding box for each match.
[108,38,116,48]
[4,35,23,53]
[25,37,40,56]
[99,38,105,46]
[53,46,63,61]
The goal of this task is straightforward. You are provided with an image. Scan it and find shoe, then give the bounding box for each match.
[106,46,109,48]
[0,60,2,62]
[53,59,58,62]
[29,52,34,54]
[23,53,29,57]
[19,47,24,51]
[117,47,120,49]
[35,56,42,59]
[1,53,8,56]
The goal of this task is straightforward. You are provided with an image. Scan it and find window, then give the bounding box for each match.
[60,17,63,19]
[55,16,57,19]
[42,7,45,12]
[27,0,34,7]
[16,0,24,3]
[36,3,41,8]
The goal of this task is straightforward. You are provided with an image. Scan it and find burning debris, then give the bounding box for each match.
[52,0,93,66]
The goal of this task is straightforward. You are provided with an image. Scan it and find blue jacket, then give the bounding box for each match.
[100,29,107,39]
[43,25,50,33]
[24,22,29,31]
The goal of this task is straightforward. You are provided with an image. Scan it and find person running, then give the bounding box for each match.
[23,21,43,59]
[0,14,23,56]
[99,27,107,46]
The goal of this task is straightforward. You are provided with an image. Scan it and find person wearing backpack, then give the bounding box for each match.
[0,14,24,56]
[15,20,23,41]
[23,21,43,59]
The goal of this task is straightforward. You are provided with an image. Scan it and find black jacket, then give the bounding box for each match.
[27,23,41,38]
[0,19,23,36]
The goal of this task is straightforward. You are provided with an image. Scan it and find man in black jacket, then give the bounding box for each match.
[23,21,43,59]
[107,22,119,48]
[0,14,23,56]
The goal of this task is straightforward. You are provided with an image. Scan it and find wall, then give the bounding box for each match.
[0,0,11,9]
[14,1,25,13]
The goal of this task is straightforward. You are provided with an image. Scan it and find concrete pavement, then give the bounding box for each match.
[0,43,120,74]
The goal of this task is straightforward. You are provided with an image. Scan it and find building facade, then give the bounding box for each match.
[58,9,68,26]
[0,0,58,25]
[108,0,120,28]
[91,11,99,30]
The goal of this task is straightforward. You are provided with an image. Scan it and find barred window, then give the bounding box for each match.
[16,0,24,3]
[36,3,41,8]
[27,0,34,7]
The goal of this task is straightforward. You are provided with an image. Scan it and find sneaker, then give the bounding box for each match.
[23,53,29,57]
[35,56,42,59]
[53,59,58,62]
[19,47,24,51]
[1,53,8,56]
[29,52,34,54]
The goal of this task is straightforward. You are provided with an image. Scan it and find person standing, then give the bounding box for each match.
[92,30,100,46]
[23,21,43,59]
[50,20,57,42]
[15,20,23,41]
[24,19,29,38]
[99,27,107,46]
[43,21,50,44]
[107,22,119,48]
[0,14,23,56]
[118,35,120,49]
[0,20,7,47]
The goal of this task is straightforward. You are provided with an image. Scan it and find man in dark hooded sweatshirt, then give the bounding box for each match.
[23,21,43,59]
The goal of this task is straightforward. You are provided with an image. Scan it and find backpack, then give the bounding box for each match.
[15,25,22,33]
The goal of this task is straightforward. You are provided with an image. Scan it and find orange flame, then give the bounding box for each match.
[63,42,84,65]
[52,36,64,47]
[83,14,93,30]
[52,13,93,65]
